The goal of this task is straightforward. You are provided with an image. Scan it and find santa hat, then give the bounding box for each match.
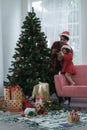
[60,31,70,40]
[61,45,71,50]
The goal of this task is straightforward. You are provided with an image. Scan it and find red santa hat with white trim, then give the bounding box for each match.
[60,31,70,40]
[61,45,71,50]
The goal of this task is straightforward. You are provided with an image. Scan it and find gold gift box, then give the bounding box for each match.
[4,85,23,100]
[5,100,22,112]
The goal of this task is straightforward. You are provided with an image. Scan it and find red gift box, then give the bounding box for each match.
[0,98,4,110]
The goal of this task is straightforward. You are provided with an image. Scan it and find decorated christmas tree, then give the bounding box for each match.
[4,8,54,96]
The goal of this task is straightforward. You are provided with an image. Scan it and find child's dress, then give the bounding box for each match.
[61,52,76,74]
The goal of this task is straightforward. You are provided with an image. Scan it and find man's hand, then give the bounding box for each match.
[51,48,57,55]
[57,51,63,61]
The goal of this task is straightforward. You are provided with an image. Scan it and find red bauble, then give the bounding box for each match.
[21,111,25,117]
[20,44,24,48]
[17,57,21,61]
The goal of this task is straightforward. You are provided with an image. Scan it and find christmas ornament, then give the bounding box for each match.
[67,109,80,123]
[20,44,24,48]
[21,111,25,117]
[24,107,36,117]
[36,96,43,104]
[17,57,21,61]
[35,103,46,115]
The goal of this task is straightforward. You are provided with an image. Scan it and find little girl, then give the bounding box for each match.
[61,45,76,85]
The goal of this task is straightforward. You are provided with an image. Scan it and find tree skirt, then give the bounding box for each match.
[0,110,87,130]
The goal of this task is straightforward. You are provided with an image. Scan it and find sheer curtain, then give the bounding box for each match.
[0,0,4,95]
[28,0,80,64]
[80,0,87,64]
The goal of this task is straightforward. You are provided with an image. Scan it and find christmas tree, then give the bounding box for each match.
[4,8,54,96]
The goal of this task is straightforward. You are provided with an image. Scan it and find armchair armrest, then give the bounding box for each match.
[54,74,68,96]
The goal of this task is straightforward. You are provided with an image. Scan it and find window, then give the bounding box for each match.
[28,0,81,64]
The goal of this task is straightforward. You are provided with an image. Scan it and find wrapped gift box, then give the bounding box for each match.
[4,85,23,112]
[4,87,10,100]
[0,98,4,110]
[11,85,23,100]
[4,85,23,100]
[5,100,22,112]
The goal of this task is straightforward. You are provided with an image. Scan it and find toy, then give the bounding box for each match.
[24,108,36,117]
[36,96,43,104]
[68,109,80,123]
[35,103,46,115]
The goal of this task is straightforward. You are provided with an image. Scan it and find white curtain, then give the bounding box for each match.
[0,0,4,96]
[30,0,70,47]
[80,0,87,64]
[28,0,80,64]
[0,0,28,96]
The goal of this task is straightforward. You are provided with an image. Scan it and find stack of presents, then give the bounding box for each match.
[4,85,23,112]
[0,83,50,116]
[0,85,34,113]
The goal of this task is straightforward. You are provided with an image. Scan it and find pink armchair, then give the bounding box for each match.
[54,65,87,98]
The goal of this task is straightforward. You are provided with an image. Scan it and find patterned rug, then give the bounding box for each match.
[0,109,87,130]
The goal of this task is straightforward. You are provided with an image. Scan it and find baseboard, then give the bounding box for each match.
[71,98,87,102]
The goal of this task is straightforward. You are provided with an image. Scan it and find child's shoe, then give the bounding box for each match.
[63,100,69,105]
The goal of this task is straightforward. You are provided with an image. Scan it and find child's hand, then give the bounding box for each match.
[57,51,64,56]
[57,51,63,61]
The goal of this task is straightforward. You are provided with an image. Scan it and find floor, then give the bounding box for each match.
[0,121,87,130]
[0,96,87,130]
[70,97,87,108]
[50,94,87,130]
[71,126,87,130]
